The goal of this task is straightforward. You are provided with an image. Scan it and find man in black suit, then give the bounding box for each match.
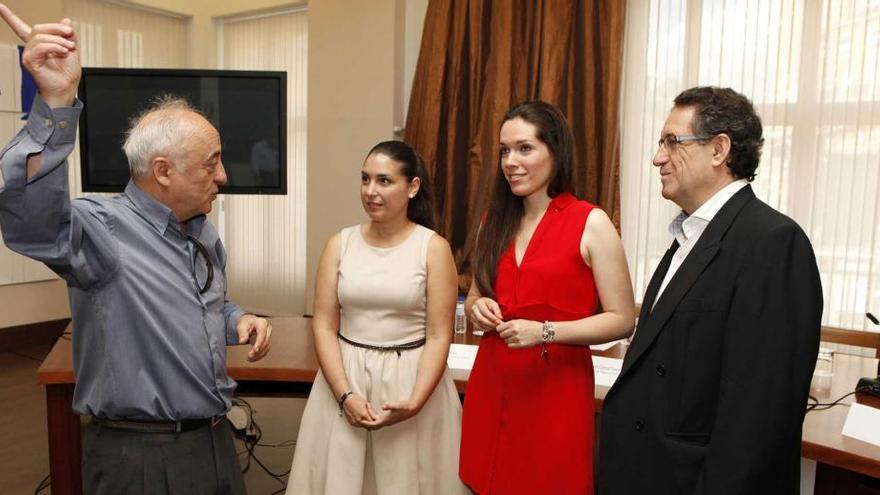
[598,87,822,494]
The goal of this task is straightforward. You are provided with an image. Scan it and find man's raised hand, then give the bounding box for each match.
[0,4,80,107]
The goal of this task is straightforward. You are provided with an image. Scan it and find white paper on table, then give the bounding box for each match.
[592,355,623,387]
[590,339,624,352]
[841,402,880,447]
[447,343,479,371]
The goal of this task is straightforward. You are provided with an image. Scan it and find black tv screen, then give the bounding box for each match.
[77,68,287,194]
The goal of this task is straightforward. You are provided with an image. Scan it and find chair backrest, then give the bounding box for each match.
[820,326,880,358]
[820,326,880,377]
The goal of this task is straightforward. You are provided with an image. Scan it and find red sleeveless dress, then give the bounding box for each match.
[460,193,599,494]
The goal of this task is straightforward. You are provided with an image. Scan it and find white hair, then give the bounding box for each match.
[122,95,201,178]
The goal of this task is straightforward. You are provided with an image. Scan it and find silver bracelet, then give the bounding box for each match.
[541,321,555,357]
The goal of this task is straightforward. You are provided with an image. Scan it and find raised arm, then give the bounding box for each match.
[0,5,116,288]
[0,4,80,109]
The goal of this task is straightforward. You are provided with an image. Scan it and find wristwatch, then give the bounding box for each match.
[541,321,555,343]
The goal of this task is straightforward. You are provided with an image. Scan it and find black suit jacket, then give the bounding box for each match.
[598,186,822,495]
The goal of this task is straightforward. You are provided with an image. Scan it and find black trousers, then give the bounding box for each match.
[82,419,246,495]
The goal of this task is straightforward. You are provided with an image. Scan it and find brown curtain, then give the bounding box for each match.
[405,0,626,274]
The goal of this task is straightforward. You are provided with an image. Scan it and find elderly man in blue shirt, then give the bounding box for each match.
[0,6,272,494]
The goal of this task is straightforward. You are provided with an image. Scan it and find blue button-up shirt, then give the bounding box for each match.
[0,96,244,420]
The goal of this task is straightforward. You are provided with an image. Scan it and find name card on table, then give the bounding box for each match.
[592,355,623,387]
[447,344,479,371]
[842,402,880,447]
[590,338,625,352]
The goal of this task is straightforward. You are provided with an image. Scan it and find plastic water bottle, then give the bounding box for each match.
[454,296,467,335]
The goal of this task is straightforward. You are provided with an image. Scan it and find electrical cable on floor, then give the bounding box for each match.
[257,438,297,448]
[33,473,50,494]
[231,398,295,488]
[31,397,295,493]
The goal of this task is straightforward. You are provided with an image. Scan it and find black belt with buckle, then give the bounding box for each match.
[338,333,426,356]
[92,415,225,434]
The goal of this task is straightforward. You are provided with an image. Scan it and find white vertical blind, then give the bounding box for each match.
[64,0,188,199]
[0,42,44,285]
[621,0,880,343]
[0,0,187,287]
[221,9,308,316]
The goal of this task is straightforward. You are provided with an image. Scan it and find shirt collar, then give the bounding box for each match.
[668,179,749,243]
[668,211,690,244]
[549,192,577,211]
[123,181,206,237]
[689,179,749,222]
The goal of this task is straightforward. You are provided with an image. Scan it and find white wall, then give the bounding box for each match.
[305,0,427,311]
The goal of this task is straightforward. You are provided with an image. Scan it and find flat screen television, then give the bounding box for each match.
[77,68,287,194]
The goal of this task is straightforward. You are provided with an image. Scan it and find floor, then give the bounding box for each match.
[0,343,52,495]
[0,342,307,495]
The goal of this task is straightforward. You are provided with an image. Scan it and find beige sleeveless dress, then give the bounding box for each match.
[286,224,467,495]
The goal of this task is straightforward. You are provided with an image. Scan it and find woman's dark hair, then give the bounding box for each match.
[471,101,578,298]
[366,140,437,230]
[673,86,764,181]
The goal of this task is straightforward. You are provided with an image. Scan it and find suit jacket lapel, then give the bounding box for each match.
[639,239,679,322]
[618,186,756,380]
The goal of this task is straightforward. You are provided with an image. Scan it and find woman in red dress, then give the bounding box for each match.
[459,101,636,494]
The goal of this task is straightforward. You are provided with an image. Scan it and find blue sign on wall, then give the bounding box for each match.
[18,45,36,119]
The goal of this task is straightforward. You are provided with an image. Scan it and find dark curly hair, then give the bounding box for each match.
[674,86,764,181]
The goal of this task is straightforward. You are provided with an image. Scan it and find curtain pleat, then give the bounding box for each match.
[405,0,627,282]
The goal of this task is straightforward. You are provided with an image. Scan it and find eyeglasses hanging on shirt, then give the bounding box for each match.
[186,235,214,295]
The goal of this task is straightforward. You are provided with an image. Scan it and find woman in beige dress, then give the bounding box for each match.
[286,141,468,494]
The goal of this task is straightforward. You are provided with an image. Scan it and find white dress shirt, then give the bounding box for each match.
[652,179,749,308]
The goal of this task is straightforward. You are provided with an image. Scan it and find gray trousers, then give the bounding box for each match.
[82,419,246,495]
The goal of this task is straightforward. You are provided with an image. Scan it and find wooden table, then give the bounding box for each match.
[802,352,880,492]
[37,317,880,494]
